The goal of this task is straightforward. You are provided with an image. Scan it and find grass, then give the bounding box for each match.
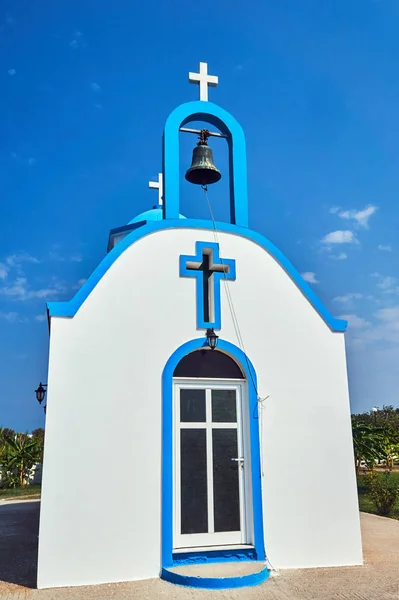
[357,471,399,520]
[0,484,41,500]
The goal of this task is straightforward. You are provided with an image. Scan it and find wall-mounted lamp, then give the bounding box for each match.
[35,382,48,414]
[35,382,47,404]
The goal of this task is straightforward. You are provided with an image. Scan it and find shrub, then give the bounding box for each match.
[365,471,399,517]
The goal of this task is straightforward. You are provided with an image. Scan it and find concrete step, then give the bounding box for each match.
[161,561,269,589]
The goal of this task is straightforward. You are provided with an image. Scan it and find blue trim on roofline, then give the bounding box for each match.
[161,338,265,569]
[160,565,269,589]
[179,241,236,330]
[163,101,248,227]
[47,219,347,332]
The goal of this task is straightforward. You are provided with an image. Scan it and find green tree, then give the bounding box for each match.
[352,406,399,444]
[352,421,386,474]
[31,428,45,462]
[2,428,16,439]
[3,433,42,487]
[0,427,6,463]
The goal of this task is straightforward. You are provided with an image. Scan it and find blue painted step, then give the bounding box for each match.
[161,561,269,589]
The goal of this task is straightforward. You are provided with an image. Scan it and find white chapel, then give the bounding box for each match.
[37,62,363,590]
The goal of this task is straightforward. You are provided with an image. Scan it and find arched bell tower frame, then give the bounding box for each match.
[163,100,249,227]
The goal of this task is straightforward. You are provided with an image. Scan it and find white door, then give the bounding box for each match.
[173,380,246,550]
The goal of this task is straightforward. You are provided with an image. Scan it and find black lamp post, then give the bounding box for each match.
[206,328,219,350]
[35,382,48,413]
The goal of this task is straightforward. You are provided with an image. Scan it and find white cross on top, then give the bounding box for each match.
[149,173,163,206]
[188,62,218,102]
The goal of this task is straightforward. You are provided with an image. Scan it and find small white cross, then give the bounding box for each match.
[188,62,218,102]
[149,173,163,206]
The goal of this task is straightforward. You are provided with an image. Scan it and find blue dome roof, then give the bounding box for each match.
[128,206,186,225]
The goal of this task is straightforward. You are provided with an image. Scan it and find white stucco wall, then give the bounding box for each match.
[38,226,362,588]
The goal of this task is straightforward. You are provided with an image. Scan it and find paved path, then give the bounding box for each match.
[0,500,39,591]
[0,501,398,599]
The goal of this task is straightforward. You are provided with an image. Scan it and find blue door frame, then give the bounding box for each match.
[161,337,265,568]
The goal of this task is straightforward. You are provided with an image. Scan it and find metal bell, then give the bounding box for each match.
[185,130,222,186]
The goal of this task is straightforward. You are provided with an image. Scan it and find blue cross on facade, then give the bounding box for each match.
[180,241,236,330]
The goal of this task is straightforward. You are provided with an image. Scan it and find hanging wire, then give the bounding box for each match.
[201,185,271,465]
[201,186,260,391]
[201,185,277,573]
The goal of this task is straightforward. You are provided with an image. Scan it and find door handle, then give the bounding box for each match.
[231,457,244,470]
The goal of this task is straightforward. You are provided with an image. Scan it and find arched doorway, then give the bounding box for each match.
[162,338,265,567]
[173,348,249,551]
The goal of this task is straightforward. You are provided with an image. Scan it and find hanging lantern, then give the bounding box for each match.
[206,328,219,350]
[185,129,221,186]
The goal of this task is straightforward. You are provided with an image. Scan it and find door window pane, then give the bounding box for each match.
[212,389,237,422]
[212,429,240,532]
[180,389,206,422]
[181,429,208,534]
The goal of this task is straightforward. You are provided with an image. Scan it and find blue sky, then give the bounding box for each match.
[1,0,399,431]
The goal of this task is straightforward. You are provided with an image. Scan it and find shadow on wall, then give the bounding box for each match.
[0,501,40,588]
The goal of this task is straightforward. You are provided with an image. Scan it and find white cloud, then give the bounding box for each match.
[0,263,8,279]
[371,274,399,294]
[331,205,378,229]
[378,244,392,252]
[31,288,60,299]
[363,306,399,345]
[72,278,87,291]
[346,305,399,348]
[321,230,358,244]
[338,314,370,329]
[35,314,47,322]
[6,252,39,267]
[8,69,16,76]
[91,82,101,93]
[333,293,363,303]
[377,276,396,290]
[0,311,19,322]
[374,307,399,322]
[342,302,399,361]
[330,252,348,260]
[48,249,83,263]
[0,277,65,301]
[301,272,318,284]
[1,277,28,298]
